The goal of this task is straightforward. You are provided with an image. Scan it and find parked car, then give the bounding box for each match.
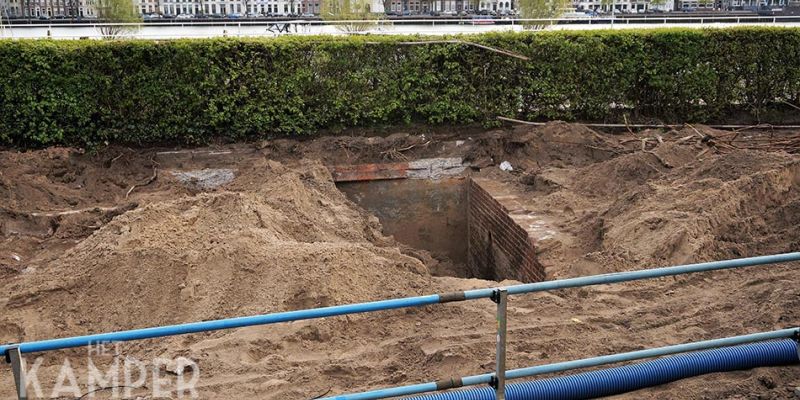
[175,13,194,19]
[471,14,495,23]
[757,5,782,15]
[245,11,259,18]
[227,13,242,18]
[563,11,592,18]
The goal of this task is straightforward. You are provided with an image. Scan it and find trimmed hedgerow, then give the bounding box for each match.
[1,28,800,147]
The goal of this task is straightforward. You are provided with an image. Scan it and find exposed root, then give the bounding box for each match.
[28,204,138,218]
[379,141,431,161]
[126,167,159,199]
[623,115,635,135]
[644,150,673,168]
[380,149,409,161]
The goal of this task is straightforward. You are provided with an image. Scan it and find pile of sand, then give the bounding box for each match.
[500,124,800,277]
[0,160,432,343]
[467,121,621,170]
[599,152,800,267]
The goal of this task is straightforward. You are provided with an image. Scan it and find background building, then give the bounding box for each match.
[0,0,96,17]
[386,0,480,12]
[574,0,674,12]
[1,0,698,17]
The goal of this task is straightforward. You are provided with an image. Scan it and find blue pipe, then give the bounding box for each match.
[324,327,800,400]
[402,339,800,400]
[2,252,799,355]
[462,252,800,300]
[0,295,440,354]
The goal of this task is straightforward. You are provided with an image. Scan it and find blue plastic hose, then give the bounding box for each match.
[404,339,800,400]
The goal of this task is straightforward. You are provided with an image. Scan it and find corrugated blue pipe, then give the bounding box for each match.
[404,339,799,400]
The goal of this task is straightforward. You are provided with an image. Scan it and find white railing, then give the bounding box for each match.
[2,15,800,39]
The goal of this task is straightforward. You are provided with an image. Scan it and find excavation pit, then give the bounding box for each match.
[2,123,799,399]
[331,158,545,283]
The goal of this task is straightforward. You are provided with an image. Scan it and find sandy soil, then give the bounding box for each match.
[0,122,798,399]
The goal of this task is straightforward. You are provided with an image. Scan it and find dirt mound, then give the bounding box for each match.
[0,147,180,212]
[570,142,697,198]
[1,160,431,342]
[686,149,797,182]
[467,122,620,170]
[512,137,800,279]
[0,147,191,276]
[597,153,800,267]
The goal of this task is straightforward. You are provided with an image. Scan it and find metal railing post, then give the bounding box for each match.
[491,289,508,400]
[5,345,27,400]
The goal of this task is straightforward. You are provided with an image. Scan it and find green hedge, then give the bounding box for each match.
[1,28,800,147]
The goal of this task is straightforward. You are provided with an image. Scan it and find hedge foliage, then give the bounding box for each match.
[1,28,800,147]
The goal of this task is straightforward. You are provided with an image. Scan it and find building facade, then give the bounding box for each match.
[574,0,673,11]
[9,0,793,17]
[697,0,787,9]
[139,0,359,15]
[141,0,298,15]
[385,0,503,12]
[0,0,335,16]
[2,0,700,18]
[0,0,502,16]
[0,0,96,17]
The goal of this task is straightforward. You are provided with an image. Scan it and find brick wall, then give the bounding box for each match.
[467,179,544,282]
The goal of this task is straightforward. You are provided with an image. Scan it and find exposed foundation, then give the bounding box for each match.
[467,179,544,282]
[337,178,468,265]
[331,158,544,282]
